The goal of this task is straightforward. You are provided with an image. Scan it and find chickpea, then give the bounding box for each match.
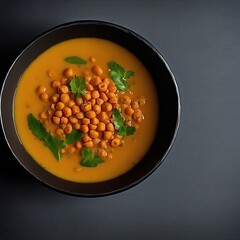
[91,117,99,125]
[106,123,114,132]
[66,145,75,154]
[55,128,64,136]
[96,98,104,105]
[55,102,65,110]
[100,92,108,102]
[72,105,80,114]
[89,124,97,130]
[103,77,110,84]
[61,77,69,85]
[36,85,46,95]
[110,138,121,147]
[102,102,112,112]
[86,84,94,92]
[55,110,63,118]
[125,106,134,115]
[85,75,92,83]
[138,96,146,106]
[83,93,91,101]
[97,122,106,131]
[50,93,60,103]
[92,65,103,76]
[82,118,90,125]
[39,111,48,120]
[121,95,131,105]
[73,122,81,130]
[58,85,69,94]
[131,101,139,110]
[75,97,83,106]
[69,116,78,124]
[83,141,94,148]
[108,84,117,93]
[98,82,108,92]
[92,105,101,114]
[52,116,60,125]
[64,124,73,134]
[60,93,70,103]
[63,68,73,79]
[133,109,142,118]
[81,102,92,112]
[106,92,116,99]
[61,117,68,125]
[99,140,107,149]
[68,100,76,108]
[93,138,100,145]
[98,149,107,158]
[81,124,89,133]
[98,111,108,122]
[74,141,82,149]
[89,130,99,139]
[51,80,61,89]
[40,93,49,102]
[89,56,96,63]
[91,76,102,86]
[135,116,143,123]
[76,112,84,119]
[103,131,113,140]
[86,110,96,119]
[91,90,100,99]
[82,134,91,143]
[90,98,96,106]
[109,97,117,104]
[63,107,72,117]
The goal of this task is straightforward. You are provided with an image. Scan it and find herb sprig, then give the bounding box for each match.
[112,108,136,137]
[69,76,87,98]
[64,56,87,65]
[80,148,104,167]
[27,113,83,160]
[108,61,134,91]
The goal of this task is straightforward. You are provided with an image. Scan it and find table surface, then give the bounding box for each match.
[1,1,240,240]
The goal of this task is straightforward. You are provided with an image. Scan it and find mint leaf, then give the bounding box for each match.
[108,61,134,91]
[27,113,83,161]
[64,56,87,65]
[69,75,86,98]
[80,148,104,167]
[112,108,136,137]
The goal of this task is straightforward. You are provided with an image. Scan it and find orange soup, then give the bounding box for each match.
[14,38,159,183]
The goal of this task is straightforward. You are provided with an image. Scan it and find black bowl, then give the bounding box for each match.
[0,20,180,197]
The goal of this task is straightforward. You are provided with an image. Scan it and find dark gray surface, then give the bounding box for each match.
[1,0,240,239]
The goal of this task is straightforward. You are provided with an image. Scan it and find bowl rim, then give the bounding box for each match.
[0,19,181,197]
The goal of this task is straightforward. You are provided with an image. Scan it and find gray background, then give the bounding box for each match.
[1,0,240,239]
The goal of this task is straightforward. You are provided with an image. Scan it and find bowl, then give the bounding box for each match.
[0,20,180,197]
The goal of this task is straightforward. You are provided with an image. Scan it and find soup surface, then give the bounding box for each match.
[14,37,159,183]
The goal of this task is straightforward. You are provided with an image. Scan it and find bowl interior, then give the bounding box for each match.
[0,20,180,197]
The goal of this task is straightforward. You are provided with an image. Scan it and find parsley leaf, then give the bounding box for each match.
[27,113,83,160]
[69,75,87,98]
[64,56,87,65]
[108,61,134,91]
[112,108,136,137]
[80,148,104,167]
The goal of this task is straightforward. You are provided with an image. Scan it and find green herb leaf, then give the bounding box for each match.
[108,61,134,91]
[80,148,104,167]
[64,56,87,65]
[69,75,87,98]
[27,113,83,160]
[64,130,84,145]
[112,108,136,137]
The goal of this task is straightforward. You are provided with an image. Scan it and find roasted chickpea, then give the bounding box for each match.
[51,80,61,89]
[76,112,84,119]
[55,101,65,110]
[102,102,112,112]
[103,131,113,140]
[68,100,76,108]
[91,90,100,99]
[75,97,83,106]
[100,92,108,102]
[97,122,106,131]
[110,138,121,147]
[72,105,80,114]
[73,122,81,130]
[83,141,94,148]
[86,84,94,92]
[98,82,108,92]
[36,85,46,95]
[55,128,64,136]
[82,118,90,125]
[92,65,103,76]
[92,105,101,114]
[125,106,134,115]
[74,141,82,149]
[58,85,69,94]
[63,107,72,117]
[52,116,60,125]
[61,117,68,125]
[91,76,102,86]
[50,93,60,103]
[96,98,104,105]
[66,145,75,154]
[63,68,73,79]
[106,123,114,132]
[81,102,92,112]
[91,117,99,125]
[82,134,91,143]
[60,93,70,103]
[89,130,99,139]
[40,93,49,102]
[86,110,96,119]
[64,124,73,134]
[98,111,108,122]
[99,140,107,149]
[81,124,89,133]
[98,149,107,158]
[55,110,63,118]
[39,111,48,120]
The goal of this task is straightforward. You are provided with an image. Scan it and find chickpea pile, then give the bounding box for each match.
[36,58,145,159]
